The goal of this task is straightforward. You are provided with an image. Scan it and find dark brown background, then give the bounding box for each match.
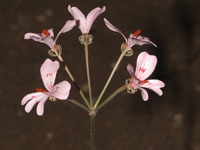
[1,0,200,150]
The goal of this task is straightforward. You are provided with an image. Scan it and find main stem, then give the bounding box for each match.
[90,115,95,150]
[84,41,93,106]
[57,55,91,109]
[94,51,125,109]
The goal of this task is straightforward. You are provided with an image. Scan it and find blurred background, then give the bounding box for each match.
[1,0,200,149]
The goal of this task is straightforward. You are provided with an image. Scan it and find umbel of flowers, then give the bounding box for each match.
[22,4,165,150]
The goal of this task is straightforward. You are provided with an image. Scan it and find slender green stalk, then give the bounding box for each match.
[84,40,93,106]
[57,55,91,109]
[97,85,126,111]
[68,99,90,112]
[93,51,126,109]
[90,115,95,150]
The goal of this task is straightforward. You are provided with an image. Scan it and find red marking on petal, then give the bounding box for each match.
[139,67,146,73]
[133,29,141,37]
[139,80,148,84]
[46,73,52,77]
[32,96,35,98]
[42,29,50,37]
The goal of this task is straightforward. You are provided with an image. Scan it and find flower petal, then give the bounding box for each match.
[139,79,165,96]
[150,88,163,96]
[135,52,157,81]
[51,81,71,100]
[36,96,49,116]
[68,5,86,33]
[54,20,76,43]
[24,93,46,113]
[47,28,54,37]
[25,100,37,113]
[141,79,165,88]
[85,6,106,33]
[127,64,134,77]
[104,18,127,42]
[40,59,60,91]
[24,32,54,49]
[42,37,54,48]
[128,35,157,47]
[24,33,42,40]
[138,88,149,101]
[21,92,44,105]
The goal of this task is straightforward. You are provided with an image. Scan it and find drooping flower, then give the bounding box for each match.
[68,5,106,34]
[126,51,165,101]
[104,18,157,56]
[24,20,76,55]
[21,59,71,116]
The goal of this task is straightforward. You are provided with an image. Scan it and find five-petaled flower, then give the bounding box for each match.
[126,51,165,101]
[104,18,157,55]
[68,5,106,34]
[21,59,71,116]
[24,20,76,54]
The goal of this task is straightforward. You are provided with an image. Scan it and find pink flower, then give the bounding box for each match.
[21,59,71,116]
[104,18,157,50]
[68,5,106,34]
[126,52,165,101]
[24,20,76,50]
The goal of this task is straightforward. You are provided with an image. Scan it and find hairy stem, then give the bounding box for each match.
[84,40,93,107]
[90,115,95,150]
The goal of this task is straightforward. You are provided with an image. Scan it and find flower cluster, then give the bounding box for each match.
[21,5,165,116]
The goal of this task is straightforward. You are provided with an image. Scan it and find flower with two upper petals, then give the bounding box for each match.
[126,51,165,101]
[104,18,157,56]
[24,20,76,55]
[68,5,106,35]
[21,58,71,116]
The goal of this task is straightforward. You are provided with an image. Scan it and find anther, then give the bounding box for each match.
[42,29,50,37]
[133,29,141,38]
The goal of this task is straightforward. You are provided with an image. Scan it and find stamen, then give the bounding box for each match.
[133,29,141,37]
[36,88,43,92]
[35,88,48,93]
[42,29,50,37]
